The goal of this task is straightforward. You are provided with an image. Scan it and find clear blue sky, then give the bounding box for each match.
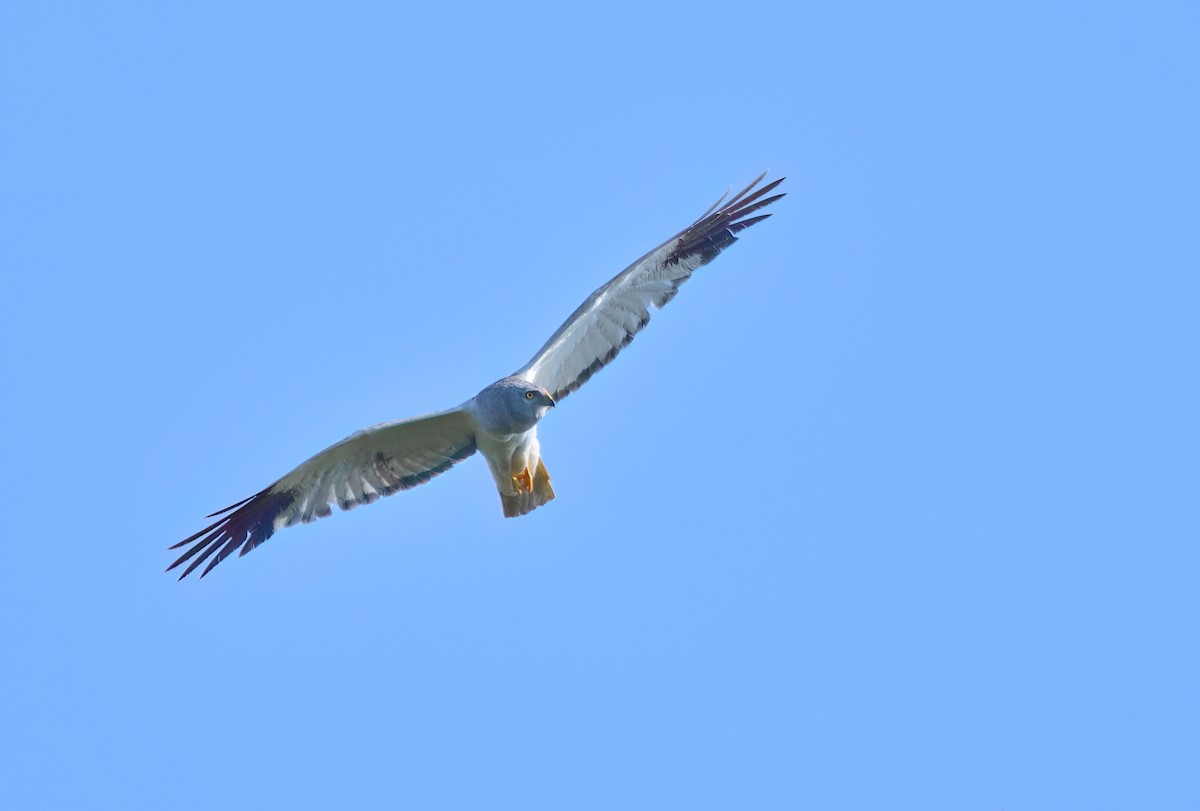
[2,2,1197,808]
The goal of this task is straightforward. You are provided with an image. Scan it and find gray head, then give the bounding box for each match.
[474,376,556,434]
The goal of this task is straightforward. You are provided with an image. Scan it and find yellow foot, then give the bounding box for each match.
[512,467,533,493]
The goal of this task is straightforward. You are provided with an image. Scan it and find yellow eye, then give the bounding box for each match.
[524,391,535,400]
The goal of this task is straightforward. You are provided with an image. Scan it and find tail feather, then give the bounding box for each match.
[501,458,556,517]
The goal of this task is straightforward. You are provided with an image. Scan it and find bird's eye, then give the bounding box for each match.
[524,391,535,400]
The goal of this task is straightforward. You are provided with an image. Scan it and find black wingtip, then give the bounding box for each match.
[666,173,784,269]
[205,491,260,519]
[730,213,773,232]
[168,486,294,580]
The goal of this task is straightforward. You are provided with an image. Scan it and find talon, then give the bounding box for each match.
[513,467,533,493]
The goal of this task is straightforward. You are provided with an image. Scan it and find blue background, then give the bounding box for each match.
[2,2,1197,808]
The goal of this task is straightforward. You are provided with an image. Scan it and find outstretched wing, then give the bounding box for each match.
[167,408,478,579]
[516,173,785,402]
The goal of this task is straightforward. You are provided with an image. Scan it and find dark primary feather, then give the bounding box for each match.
[166,485,295,579]
[665,172,785,269]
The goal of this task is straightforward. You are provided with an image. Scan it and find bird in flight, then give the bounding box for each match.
[168,173,785,579]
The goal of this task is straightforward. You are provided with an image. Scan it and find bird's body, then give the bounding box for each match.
[467,376,557,518]
[169,173,785,578]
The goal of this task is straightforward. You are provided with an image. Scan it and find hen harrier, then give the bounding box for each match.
[168,173,785,578]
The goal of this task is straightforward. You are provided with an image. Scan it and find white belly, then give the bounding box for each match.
[476,427,541,496]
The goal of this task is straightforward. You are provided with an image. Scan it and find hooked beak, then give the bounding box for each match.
[547,395,556,408]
